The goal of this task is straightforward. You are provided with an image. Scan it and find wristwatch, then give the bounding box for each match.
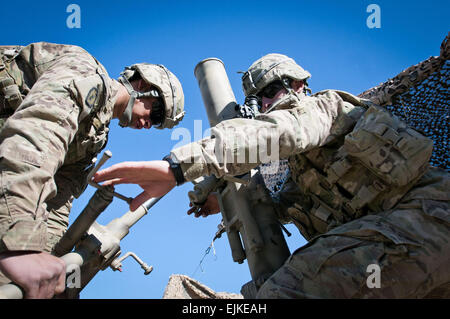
[162,154,185,186]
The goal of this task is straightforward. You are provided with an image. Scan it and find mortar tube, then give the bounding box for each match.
[194,58,239,127]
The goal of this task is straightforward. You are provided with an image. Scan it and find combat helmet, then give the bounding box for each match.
[241,53,311,97]
[118,63,185,129]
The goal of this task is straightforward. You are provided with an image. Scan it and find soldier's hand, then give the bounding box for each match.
[187,193,221,218]
[0,251,66,299]
[93,160,176,211]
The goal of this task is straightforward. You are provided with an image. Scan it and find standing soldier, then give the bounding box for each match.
[0,42,185,298]
[94,52,449,298]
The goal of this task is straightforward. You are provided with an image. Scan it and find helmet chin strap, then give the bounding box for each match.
[117,75,160,128]
[263,93,298,114]
[118,75,137,127]
[119,90,136,128]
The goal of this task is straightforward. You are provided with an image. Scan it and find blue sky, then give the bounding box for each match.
[1,0,448,298]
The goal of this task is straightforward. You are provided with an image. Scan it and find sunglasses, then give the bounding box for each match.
[150,99,165,127]
[257,78,291,99]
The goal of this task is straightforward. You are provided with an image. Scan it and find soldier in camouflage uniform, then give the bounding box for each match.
[94,53,449,298]
[0,42,185,298]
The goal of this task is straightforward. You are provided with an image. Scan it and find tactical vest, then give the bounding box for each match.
[0,46,114,198]
[286,99,433,240]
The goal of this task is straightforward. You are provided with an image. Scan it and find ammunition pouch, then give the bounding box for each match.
[344,105,433,187]
[0,76,22,116]
[0,47,24,118]
[289,105,433,238]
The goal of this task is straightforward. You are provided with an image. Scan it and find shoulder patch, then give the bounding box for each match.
[69,74,105,122]
[85,87,99,108]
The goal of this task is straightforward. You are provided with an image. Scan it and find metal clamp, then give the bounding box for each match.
[87,150,133,204]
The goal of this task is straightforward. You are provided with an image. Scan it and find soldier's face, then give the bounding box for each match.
[130,97,159,129]
[129,79,162,130]
[261,88,288,112]
[260,80,305,112]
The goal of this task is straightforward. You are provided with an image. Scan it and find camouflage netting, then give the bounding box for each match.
[359,32,449,171]
[163,274,243,299]
[258,159,290,197]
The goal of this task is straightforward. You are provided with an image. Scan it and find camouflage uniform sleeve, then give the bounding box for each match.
[171,90,365,182]
[0,44,102,253]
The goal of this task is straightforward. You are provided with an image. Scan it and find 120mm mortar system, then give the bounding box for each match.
[193,58,290,298]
